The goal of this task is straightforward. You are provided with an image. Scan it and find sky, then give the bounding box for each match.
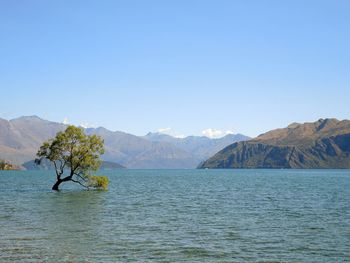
[0,0,349,138]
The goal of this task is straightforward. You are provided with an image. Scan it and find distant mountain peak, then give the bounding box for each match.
[287,122,300,129]
[144,131,250,160]
[11,115,44,121]
[95,126,109,132]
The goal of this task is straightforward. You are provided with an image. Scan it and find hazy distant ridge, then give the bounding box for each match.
[0,116,249,169]
[144,132,250,160]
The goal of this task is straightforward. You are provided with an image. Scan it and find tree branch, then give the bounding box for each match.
[60,175,71,182]
[74,172,87,182]
[71,179,89,189]
[53,161,61,180]
[59,159,67,173]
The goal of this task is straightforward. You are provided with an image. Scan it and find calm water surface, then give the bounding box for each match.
[0,169,349,262]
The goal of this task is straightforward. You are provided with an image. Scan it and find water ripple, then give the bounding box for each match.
[0,169,350,262]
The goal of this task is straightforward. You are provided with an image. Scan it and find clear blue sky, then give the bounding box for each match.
[1,0,349,137]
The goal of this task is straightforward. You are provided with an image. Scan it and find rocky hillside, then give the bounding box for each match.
[0,116,66,165]
[200,119,350,169]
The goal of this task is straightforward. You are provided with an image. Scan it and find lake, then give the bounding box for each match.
[0,169,349,262]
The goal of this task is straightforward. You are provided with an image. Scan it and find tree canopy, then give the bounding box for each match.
[36,125,108,191]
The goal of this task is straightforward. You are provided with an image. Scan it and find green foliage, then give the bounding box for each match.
[0,160,5,170]
[37,126,104,174]
[88,175,109,190]
[36,125,108,190]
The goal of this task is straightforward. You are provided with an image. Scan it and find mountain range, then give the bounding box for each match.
[144,132,250,160]
[200,118,350,169]
[22,159,125,170]
[0,116,249,169]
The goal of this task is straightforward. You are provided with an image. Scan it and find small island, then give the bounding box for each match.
[0,160,19,170]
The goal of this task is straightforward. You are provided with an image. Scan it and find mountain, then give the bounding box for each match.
[100,161,125,170]
[144,132,250,160]
[85,127,200,169]
[0,116,66,165]
[0,116,200,169]
[22,159,125,170]
[200,118,350,169]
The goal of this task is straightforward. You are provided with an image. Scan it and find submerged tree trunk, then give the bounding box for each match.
[52,175,73,191]
[52,180,62,191]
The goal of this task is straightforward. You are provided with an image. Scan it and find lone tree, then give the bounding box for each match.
[36,125,109,191]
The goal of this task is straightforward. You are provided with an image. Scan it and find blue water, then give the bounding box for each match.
[0,169,349,262]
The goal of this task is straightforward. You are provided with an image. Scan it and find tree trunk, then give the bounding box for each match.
[52,180,62,191]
